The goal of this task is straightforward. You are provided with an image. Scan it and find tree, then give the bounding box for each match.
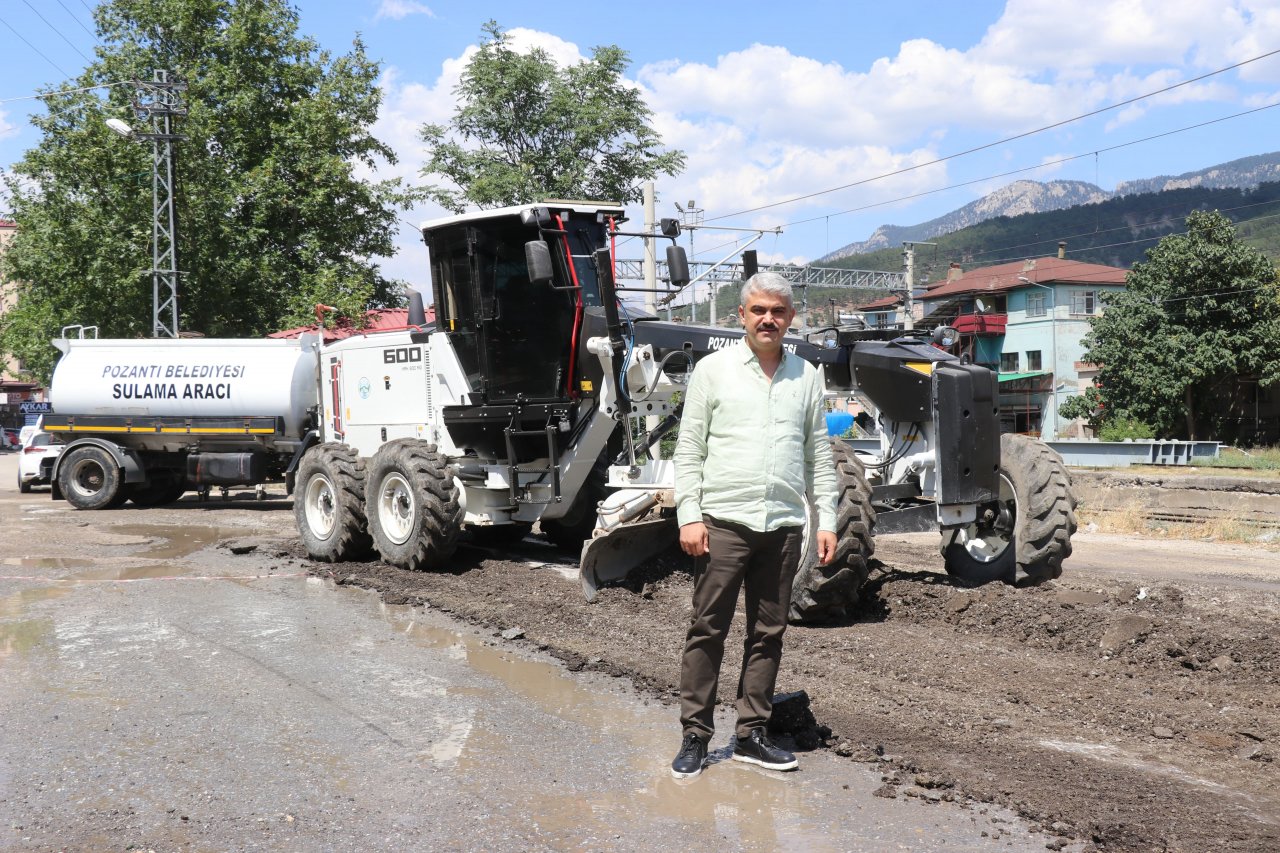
[1,0,412,382]
[419,21,685,213]
[1064,209,1280,441]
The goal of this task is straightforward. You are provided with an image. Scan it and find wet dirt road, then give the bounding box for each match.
[0,456,1044,852]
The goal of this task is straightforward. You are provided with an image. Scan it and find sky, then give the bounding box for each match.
[2,0,1280,303]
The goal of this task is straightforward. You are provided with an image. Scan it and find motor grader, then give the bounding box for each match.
[292,201,1074,620]
[43,200,1075,621]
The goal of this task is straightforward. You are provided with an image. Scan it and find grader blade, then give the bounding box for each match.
[579,517,678,602]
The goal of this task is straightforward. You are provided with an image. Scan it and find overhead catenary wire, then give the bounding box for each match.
[707,48,1280,224]
[53,0,96,39]
[19,0,94,65]
[778,101,1280,233]
[0,81,137,105]
[0,12,73,78]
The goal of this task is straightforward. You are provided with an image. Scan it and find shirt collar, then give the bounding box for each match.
[737,338,788,368]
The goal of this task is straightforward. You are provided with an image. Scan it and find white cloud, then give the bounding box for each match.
[0,109,17,141]
[366,4,1280,287]
[374,0,435,22]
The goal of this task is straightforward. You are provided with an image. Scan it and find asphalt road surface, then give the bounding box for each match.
[0,453,1046,852]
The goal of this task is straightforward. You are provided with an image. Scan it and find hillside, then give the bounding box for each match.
[824,180,1280,279]
[820,180,1109,261]
[819,150,1280,266]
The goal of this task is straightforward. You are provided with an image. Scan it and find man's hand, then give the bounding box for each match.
[679,521,709,557]
[816,531,837,565]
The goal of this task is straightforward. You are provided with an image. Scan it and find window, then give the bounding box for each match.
[1070,290,1097,315]
[1026,350,1042,371]
[1000,352,1019,373]
[1027,293,1046,317]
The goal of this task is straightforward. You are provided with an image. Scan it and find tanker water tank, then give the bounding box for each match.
[49,336,319,438]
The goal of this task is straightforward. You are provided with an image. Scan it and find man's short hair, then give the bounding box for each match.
[740,271,794,307]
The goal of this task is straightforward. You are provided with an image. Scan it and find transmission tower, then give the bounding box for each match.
[131,71,187,338]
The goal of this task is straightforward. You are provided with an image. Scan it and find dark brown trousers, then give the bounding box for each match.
[678,515,803,741]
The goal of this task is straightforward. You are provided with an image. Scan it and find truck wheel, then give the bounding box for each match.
[128,478,187,507]
[943,433,1075,585]
[365,439,462,570]
[58,445,125,510]
[789,439,877,623]
[295,443,373,562]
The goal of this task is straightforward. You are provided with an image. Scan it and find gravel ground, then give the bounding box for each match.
[8,452,1279,851]
[317,527,1280,853]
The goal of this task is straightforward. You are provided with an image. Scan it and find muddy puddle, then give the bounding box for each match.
[352,587,1042,851]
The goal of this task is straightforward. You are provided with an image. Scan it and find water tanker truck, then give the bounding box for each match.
[45,334,322,507]
[43,201,1075,621]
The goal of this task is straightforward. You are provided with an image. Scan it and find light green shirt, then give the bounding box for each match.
[674,340,838,533]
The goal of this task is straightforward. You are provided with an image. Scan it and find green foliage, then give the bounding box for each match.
[1097,417,1156,441]
[1075,210,1280,441]
[1057,388,1102,429]
[1,0,412,382]
[420,21,685,212]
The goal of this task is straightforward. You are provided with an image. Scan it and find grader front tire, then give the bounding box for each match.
[365,439,463,571]
[789,439,877,623]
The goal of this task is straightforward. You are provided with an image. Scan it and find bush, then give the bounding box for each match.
[1098,417,1156,441]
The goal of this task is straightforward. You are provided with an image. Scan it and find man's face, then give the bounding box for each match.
[739,288,796,356]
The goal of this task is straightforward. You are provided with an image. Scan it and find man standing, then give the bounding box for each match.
[670,272,838,779]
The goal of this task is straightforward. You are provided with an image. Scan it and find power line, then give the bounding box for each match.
[20,0,94,65]
[782,101,1280,233]
[0,13,72,78]
[708,48,1280,224]
[0,81,174,113]
[53,0,96,40]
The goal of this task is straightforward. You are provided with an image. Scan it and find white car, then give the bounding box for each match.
[17,431,63,492]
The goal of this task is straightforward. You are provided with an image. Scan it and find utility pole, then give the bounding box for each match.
[901,243,915,331]
[675,200,704,323]
[134,70,187,338]
[642,182,657,317]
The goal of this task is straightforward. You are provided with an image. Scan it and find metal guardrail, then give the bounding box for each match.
[1046,440,1221,468]
[837,437,1222,468]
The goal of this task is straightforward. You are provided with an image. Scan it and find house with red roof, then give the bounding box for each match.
[919,247,1128,438]
[268,304,435,342]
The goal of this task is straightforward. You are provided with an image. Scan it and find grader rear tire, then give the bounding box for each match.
[295,443,374,562]
[366,439,462,570]
[943,433,1075,586]
[789,439,877,623]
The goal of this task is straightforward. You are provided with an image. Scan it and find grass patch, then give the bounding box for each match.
[1198,445,1280,471]
[1077,502,1280,546]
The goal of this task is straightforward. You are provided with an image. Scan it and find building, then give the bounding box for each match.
[852,293,904,330]
[0,219,45,428]
[269,305,436,342]
[920,251,1128,438]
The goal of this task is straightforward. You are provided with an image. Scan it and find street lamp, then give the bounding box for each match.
[1018,275,1058,438]
[105,118,134,138]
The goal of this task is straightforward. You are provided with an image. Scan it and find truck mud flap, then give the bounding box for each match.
[579,517,677,602]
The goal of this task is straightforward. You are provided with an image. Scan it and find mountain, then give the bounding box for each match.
[820,179,1280,277]
[1115,151,1280,195]
[818,151,1280,264]
[818,180,1110,262]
